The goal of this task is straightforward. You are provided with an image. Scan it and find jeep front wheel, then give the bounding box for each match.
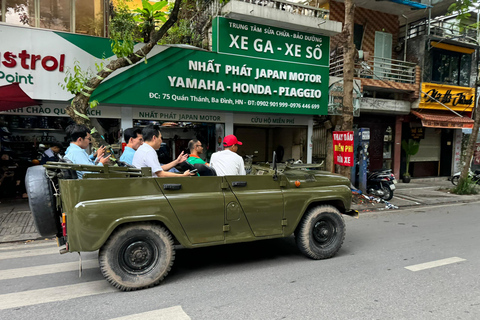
[99,223,175,291]
[295,205,346,260]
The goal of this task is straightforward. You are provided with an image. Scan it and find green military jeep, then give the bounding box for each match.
[25,159,356,291]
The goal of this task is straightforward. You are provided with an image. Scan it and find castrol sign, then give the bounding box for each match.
[0,24,113,101]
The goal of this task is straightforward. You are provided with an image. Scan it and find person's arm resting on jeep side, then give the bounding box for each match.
[161,151,189,171]
[155,170,190,177]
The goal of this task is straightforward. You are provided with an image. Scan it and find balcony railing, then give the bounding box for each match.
[399,18,479,45]
[191,0,330,28]
[330,54,417,84]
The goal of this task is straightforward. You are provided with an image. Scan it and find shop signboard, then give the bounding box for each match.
[234,113,310,126]
[0,103,121,118]
[134,108,224,123]
[92,47,329,116]
[420,83,475,112]
[0,24,115,101]
[133,108,310,126]
[410,127,425,140]
[212,17,329,67]
[333,131,354,167]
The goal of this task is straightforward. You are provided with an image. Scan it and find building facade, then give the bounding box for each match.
[1,0,340,164]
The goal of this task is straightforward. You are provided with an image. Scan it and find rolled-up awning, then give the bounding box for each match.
[0,83,39,111]
[411,110,474,129]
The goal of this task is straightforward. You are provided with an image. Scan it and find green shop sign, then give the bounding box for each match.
[92,47,328,115]
[212,17,329,67]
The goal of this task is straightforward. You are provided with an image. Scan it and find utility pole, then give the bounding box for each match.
[338,0,355,179]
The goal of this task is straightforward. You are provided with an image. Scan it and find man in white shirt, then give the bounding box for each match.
[132,124,193,177]
[210,135,246,176]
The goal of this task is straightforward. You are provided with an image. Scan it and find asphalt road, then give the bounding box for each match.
[0,201,479,319]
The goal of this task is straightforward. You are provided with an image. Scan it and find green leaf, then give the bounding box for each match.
[152,1,167,11]
[143,0,153,11]
[90,100,99,109]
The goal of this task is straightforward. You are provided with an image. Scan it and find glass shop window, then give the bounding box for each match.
[75,0,105,37]
[3,0,35,26]
[39,0,71,32]
[1,0,106,37]
[432,48,471,87]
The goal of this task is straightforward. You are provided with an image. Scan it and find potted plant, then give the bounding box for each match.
[401,139,420,183]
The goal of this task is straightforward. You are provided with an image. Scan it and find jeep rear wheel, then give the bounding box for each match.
[25,166,60,237]
[295,205,345,260]
[99,223,175,291]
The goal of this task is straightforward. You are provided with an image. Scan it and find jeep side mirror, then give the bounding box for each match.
[273,151,278,181]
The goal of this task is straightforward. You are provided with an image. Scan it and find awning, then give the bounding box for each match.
[386,0,431,9]
[0,83,39,111]
[411,110,474,129]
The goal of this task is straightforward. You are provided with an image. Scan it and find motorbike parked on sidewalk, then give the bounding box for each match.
[448,170,480,186]
[367,169,397,201]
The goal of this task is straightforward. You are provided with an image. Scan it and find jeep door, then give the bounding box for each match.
[156,176,225,244]
[224,175,284,236]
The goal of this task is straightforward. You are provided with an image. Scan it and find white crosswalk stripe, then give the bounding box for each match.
[0,259,98,280]
[405,257,466,271]
[0,246,60,260]
[0,280,118,310]
[0,240,192,319]
[109,306,191,320]
[0,241,56,251]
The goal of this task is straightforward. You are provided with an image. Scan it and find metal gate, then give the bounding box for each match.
[312,126,328,169]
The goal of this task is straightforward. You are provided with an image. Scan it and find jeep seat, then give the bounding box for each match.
[194,163,216,176]
[58,158,78,179]
[175,161,195,173]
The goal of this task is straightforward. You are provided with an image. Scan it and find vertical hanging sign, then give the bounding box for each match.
[333,131,354,167]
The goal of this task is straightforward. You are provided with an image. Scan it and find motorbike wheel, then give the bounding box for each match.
[381,183,394,201]
[451,176,459,186]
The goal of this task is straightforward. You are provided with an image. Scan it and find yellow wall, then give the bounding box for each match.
[112,0,163,10]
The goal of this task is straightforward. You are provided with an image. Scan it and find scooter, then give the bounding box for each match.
[448,169,480,186]
[367,169,397,201]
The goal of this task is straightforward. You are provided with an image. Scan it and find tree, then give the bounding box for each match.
[447,2,480,188]
[459,78,480,186]
[63,0,182,148]
[336,0,355,179]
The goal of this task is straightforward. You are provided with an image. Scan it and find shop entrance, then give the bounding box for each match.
[440,129,454,176]
[234,125,308,163]
[133,120,220,163]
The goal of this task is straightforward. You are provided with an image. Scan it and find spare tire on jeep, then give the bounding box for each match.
[25,165,61,237]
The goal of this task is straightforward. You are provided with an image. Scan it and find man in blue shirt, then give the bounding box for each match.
[65,124,110,178]
[40,142,62,165]
[120,128,143,165]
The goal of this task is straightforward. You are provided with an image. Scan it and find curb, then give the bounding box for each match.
[354,197,480,213]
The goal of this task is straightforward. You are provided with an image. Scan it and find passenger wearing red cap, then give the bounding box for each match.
[210,134,246,176]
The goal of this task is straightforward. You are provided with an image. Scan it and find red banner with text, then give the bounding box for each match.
[333,131,354,167]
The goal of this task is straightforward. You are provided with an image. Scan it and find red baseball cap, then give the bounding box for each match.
[223,134,243,147]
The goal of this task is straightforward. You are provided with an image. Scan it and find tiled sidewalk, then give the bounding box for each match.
[0,210,42,242]
[0,199,43,243]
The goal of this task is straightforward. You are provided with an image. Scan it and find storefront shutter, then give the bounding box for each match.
[410,128,441,162]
